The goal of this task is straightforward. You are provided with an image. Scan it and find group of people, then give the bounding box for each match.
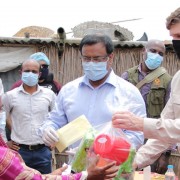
[0,6,179,180]
[0,52,118,179]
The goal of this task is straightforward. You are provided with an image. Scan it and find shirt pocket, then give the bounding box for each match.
[149,88,165,105]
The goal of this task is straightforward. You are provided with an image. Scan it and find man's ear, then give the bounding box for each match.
[109,53,114,65]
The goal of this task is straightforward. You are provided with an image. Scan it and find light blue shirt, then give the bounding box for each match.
[41,70,146,149]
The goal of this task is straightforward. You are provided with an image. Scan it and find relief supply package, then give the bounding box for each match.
[70,122,136,180]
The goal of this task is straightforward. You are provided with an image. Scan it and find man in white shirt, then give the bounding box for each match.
[39,34,146,151]
[2,59,56,174]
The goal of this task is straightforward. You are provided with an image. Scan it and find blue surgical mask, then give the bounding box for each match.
[82,61,108,81]
[21,72,39,86]
[145,52,163,70]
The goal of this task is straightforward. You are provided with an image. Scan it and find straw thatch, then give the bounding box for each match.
[72,21,134,41]
[13,26,55,38]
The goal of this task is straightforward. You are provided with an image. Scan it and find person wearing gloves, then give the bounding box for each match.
[0,75,118,180]
[112,7,180,171]
[39,34,146,151]
[2,59,56,174]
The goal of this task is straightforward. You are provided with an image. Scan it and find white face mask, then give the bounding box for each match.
[21,72,39,86]
[82,61,108,81]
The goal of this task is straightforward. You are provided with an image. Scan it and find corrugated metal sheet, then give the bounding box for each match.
[0,37,56,45]
[0,37,173,49]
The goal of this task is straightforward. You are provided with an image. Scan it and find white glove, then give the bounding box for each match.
[42,127,59,146]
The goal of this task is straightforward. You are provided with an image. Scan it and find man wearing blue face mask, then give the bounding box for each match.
[11,52,61,95]
[121,39,172,174]
[2,59,56,174]
[122,40,172,119]
[38,34,146,153]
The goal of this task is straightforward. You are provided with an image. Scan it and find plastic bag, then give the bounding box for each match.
[93,122,132,166]
[103,91,145,179]
[105,90,146,118]
[91,122,136,180]
[70,122,136,180]
[70,128,97,172]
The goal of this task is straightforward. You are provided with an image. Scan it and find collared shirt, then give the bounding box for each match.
[2,85,56,145]
[41,70,146,149]
[121,64,171,107]
[135,70,180,169]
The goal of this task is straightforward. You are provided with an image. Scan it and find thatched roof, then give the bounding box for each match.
[72,21,134,41]
[13,26,55,38]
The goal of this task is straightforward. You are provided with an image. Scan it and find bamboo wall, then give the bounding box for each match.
[37,44,180,86]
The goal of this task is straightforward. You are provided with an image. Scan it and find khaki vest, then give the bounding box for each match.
[127,66,172,118]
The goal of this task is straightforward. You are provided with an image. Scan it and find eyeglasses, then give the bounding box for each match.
[81,55,109,62]
[41,64,49,69]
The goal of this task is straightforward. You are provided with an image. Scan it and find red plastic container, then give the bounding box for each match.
[93,134,131,165]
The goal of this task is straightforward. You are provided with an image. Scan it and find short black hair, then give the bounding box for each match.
[79,34,114,55]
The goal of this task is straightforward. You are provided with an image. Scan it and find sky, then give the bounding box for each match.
[0,0,179,40]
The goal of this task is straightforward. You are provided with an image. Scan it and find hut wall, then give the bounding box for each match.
[0,43,179,91]
[47,44,179,86]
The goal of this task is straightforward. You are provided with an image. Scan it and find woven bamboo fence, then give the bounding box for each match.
[34,44,179,86]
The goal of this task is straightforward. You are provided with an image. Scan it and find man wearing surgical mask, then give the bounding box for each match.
[2,59,56,174]
[39,34,146,153]
[7,52,61,141]
[11,52,61,95]
[121,39,172,174]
